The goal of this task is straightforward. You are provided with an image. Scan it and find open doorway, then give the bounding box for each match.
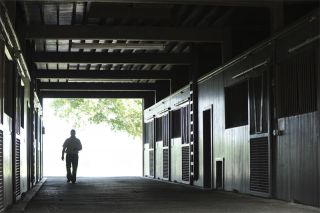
[203,106,212,188]
[42,98,143,177]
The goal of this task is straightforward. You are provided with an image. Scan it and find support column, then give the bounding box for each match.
[171,67,189,93]
[222,29,233,63]
[155,80,171,102]
[270,1,284,33]
[25,41,36,188]
[143,93,155,110]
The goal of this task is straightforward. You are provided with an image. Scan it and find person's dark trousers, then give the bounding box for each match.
[66,154,79,182]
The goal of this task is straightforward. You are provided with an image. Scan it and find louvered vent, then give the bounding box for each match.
[250,137,269,194]
[0,131,4,213]
[149,150,154,177]
[182,146,190,182]
[163,148,169,179]
[15,139,21,196]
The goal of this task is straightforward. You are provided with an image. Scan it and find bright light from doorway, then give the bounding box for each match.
[42,98,142,177]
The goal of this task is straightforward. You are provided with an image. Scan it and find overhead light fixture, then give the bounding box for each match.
[71,43,166,50]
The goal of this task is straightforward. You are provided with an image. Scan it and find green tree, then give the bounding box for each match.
[51,99,142,138]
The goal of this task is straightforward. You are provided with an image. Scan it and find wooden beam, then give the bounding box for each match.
[15,0,274,7]
[39,91,155,98]
[24,25,226,42]
[38,82,157,91]
[33,52,191,65]
[35,70,174,80]
[88,3,173,20]
[270,1,284,32]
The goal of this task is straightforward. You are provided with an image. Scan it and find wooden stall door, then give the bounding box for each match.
[202,106,212,188]
[274,49,319,206]
[249,67,271,197]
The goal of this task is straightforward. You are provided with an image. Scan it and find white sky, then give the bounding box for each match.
[43,98,142,177]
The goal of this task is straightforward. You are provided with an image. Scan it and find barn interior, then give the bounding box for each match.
[0,0,319,212]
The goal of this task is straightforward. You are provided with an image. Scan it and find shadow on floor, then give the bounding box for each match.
[21,176,320,213]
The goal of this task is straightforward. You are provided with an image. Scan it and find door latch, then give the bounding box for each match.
[273,129,284,136]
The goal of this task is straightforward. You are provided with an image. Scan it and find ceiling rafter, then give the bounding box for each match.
[17,0,273,7]
[33,52,192,65]
[87,3,173,20]
[38,82,158,91]
[35,69,174,80]
[24,25,226,42]
[40,91,155,98]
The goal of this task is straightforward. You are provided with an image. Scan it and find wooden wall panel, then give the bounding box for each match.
[155,141,163,179]
[224,126,250,193]
[275,112,319,206]
[197,74,223,188]
[142,8,319,207]
[198,73,250,193]
[317,45,320,209]
[144,85,189,121]
[143,144,149,176]
[196,76,215,187]
[170,138,182,183]
[20,80,30,195]
[273,13,319,206]
[2,114,13,209]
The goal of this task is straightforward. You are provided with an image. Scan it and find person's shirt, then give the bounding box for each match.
[63,136,82,154]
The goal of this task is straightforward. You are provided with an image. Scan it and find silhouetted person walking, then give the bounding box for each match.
[61,129,82,183]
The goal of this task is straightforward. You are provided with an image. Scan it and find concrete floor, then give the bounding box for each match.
[22,177,319,213]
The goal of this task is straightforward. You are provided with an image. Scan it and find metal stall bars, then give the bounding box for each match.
[162,113,170,180]
[181,105,190,183]
[189,82,198,183]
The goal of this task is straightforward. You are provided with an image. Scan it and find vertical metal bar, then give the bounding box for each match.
[252,79,257,133]
[0,130,4,212]
[259,74,264,133]
[153,119,155,178]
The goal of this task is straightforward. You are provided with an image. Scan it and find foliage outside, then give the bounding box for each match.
[51,99,142,138]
